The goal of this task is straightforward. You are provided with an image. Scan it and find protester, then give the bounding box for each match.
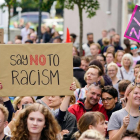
[118,80,131,99]
[136,120,140,134]
[108,83,140,140]
[48,96,77,140]
[13,96,35,111]
[73,112,107,139]
[123,38,131,53]
[21,22,30,44]
[97,30,108,47]
[80,56,90,71]
[11,103,61,140]
[103,45,115,56]
[101,86,122,119]
[73,47,78,56]
[73,56,86,87]
[30,32,37,43]
[107,62,120,93]
[112,34,123,52]
[96,54,106,67]
[133,64,140,83]
[89,60,112,86]
[101,37,110,54]
[105,52,115,73]
[121,130,140,140]
[41,25,51,43]
[74,65,104,102]
[130,43,140,67]
[69,84,108,121]
[90,43,101,60]
[117,53,134,82]
[115,50,125,67]
[0,104,11,140]
[15,39,22,44]
[78,129,104,140]
[15,35,22,41]
[82,33,94,56]
[7,41,13,44]
[49,31,60,43]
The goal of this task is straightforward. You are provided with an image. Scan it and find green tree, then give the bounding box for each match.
[40,0,100,55]
[59,0,100,56]
[0,0,17,40]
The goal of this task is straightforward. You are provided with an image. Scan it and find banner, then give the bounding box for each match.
[0,43,73,96]
[0,29,4,44]
[124,5,140,43]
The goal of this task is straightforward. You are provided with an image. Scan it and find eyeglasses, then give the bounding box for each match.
[131,46,138,50]
[102,97,113,102]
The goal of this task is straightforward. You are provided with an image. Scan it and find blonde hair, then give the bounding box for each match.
[107,62,119,72]
[0,104,9,121]
[136,120,140,134]
[78,129,104,140]
[102,37,110,46]
[73,77,81,89]
[13,96,36,111]
[106,46,115,53]
[90,43,101,50]
[114,50,125,63]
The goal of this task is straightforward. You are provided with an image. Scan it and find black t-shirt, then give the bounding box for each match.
[2,135,10,140]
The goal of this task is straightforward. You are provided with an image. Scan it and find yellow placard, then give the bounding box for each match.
[0,43,73,96]
[0,29,4,44]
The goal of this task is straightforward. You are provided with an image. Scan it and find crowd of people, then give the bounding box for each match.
[0,25,140,140]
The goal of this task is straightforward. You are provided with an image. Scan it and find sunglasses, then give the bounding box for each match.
[131,46,138,50]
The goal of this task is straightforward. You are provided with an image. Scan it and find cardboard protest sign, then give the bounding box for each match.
[124,5,140,42]
[0,43,73,96]
[0,29,4,44]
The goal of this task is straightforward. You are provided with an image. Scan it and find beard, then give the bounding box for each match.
[114,42,119,47]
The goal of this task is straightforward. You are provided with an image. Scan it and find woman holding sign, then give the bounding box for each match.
[107,83,140,140]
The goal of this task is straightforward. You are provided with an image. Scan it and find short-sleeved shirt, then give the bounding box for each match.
[108,108,140,131]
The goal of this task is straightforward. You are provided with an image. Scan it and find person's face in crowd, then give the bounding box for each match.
[80,60,89,71]
[102,92,117,110]
[72,47,77,56]
[114,35,120,45]
[119,91,125,99]
[122,137,139,140]
[15,39,22,44]
[102,31,107,38]
[30,33,37,41]
[89,119,107,137]
[54,31,59,37]
[106,54,114,64]
[107,66,117,78]
[86,68,100,85]
[130,45,139,55]
[107,47,115,54]
[90,45,99,56]
[27,111,45,135]
[136,72,140,83]
[26,23,30,29]
[0,110,8,134]
[48,96,63,110]
[17,97,34,110]
[7,41,13,44]
[86,86,102,106]
[123,57,131,68]
[87,34,93,44]
[127,87,140,106]
[134,68,140,79]
[117,51,124,63]
[96,56,105,66]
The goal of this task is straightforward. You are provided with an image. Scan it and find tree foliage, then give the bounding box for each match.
[58,0,100,56]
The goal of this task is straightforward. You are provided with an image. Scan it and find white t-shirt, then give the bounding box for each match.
[132,55,140,67]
